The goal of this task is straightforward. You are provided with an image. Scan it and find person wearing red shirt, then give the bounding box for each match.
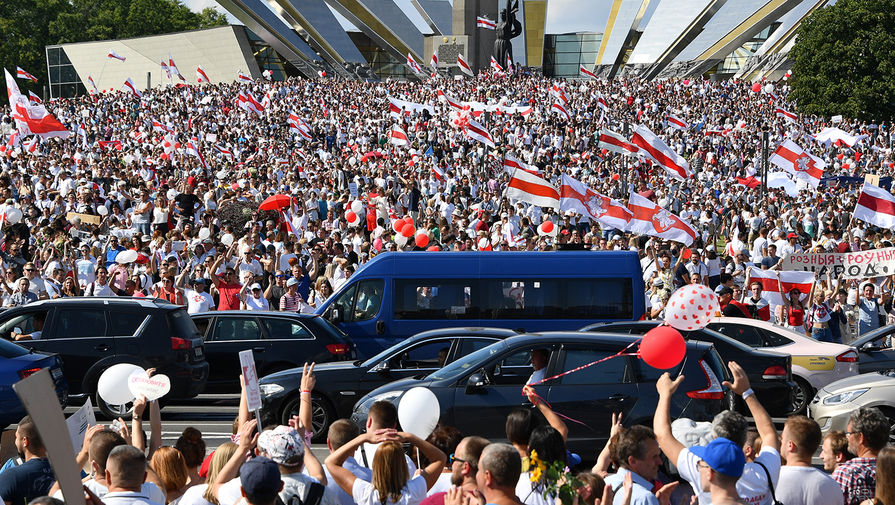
[719,287,750,318]
[210,252,242,311]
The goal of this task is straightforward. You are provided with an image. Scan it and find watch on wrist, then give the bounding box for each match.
[741,388,755,400]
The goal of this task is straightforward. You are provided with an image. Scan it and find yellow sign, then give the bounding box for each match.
[792,355,835,371]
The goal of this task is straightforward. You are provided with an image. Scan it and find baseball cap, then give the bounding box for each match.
[286,278,298,287]
[239,457,281,495]
[258,426,305,466]
[688,437,745,478]
[787,232,797,239]
[250,283,262,291]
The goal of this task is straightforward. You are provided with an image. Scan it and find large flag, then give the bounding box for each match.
[196,66,211,83]
[431,53,438,68]
[168,56,185,81]
[5,69,70,140]
[748,267,814,307]
[122,78,142,98]
[598,129,639,156]
[87,76,99,95]
[108,49,126,61]
[666,114,689,130]
[16,67,37,83]
[506,169,560,209]
[476,16,496,29]
[406,54,423,74]
[237,91,264,115]
[185,137,208,170]
[768,139,824,188]
[579,65,596,79]
[813,127,868,147]
[464,118,495,148]
[629,125,690,180]
[854,182,895,229]
[504,153,539,175]
[489,56,504,73]
[457,54,473,76]
[388,96,434,118]
[27,91,41,105]
[627,192,696,245]
[551,101,570,121]
[389,125,409,146]
[560,174,632,230]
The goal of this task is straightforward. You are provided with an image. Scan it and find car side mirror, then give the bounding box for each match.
[371,361,389,373]
[466,372,485,394]
[330,308,342,323]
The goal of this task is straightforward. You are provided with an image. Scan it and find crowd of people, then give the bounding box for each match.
[0,69,892,345]
[0,355,892,505]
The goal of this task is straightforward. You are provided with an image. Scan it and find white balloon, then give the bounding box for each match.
[478,237,490,249]
[166,189,178,200]
[198,228,211,240]
[116,249,138,264]
[5,207,22,225]
[221,233,234,246]
[397,387,440,439]
[664,284,720,331]
[395,233,408,247]
[97,363,144,405]
[351,200,364,214]
[97,205,109,216]
[764,83,775,94]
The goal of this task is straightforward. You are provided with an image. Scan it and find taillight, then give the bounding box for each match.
[171,337,193,350]
[18,367,42,379]
[686,360,724,400]
[836,350,859,362]
[326,343,349,355]
[762,365,787,379]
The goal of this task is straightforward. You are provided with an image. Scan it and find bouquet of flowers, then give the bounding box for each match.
[528,450,581,505]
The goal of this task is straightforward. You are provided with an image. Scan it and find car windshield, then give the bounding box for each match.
[426,340,509,380]
[852,326,894,348]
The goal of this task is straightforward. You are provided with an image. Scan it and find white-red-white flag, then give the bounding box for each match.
[152,121,173,134]
[196,66,211,83]
[16,67,37,83]
[506,168,560,209]
[27,91,41,105]
[476,16,495,29]
[431,53,438,68]
[627,192,696,245]
[775,107,797,123]
[490,56,504,73]
[186,137,208,169]
[551,101,570,121]
[464,118,495,148]
[122,77,142,98]
[87,76,99,95]
[168,56,185,81]
[504,153,539,175]
[597,93,609,111]
[630,125,690,180]
[436,90,462,109]
[748,267,814,307]
[108,49,126,61]
[389,125,409,146]
[237,91,264,115]
[666,114,689,130]
[237,71,253,83]
[5,69,70,140]
[579,65,596,79]
[0,131,18,156]
[813,127,868,147]
[407,54,423,74]
[598,129,639,156]
[457,54,473,76]
[432,164,446,181]
[768,139,824,188]
[161,60,171,79]
[22,136,38,154]
[854,182,895,229]
[561,174,632,230]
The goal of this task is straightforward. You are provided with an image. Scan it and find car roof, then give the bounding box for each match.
[408,327,521,340]
[706,317,855,349]
[501,330,714,351]
[4,297,179,309]
[192,311,319,319]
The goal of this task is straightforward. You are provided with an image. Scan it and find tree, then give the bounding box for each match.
[789,0,895,120]
[0,0,228,95]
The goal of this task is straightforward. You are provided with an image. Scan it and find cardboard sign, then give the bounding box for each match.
[14,369,86,505]
[239,350,262,411]
[206,133,218,142]
[65,398,97,453]
[66,212,101,225]
[348,182,358,199]
[783,247,895,279]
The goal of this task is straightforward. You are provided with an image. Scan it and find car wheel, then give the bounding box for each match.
[788,377,813,415]
[280,393,334,443]
[95,392,134,421]
[879,407,895,445]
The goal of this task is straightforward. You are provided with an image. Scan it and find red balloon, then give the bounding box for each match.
[395,221,406,235]
[541,220,554,233]
[346,211,357,223]
[751,82,762,93]
[640,326,686,369]
[611,173,620,181]
[837,153,844,160]
[426,245,440,251]
[401,224,415,238]
[415,233,429,247]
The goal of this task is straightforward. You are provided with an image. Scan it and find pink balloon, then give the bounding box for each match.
[664,285,720,331]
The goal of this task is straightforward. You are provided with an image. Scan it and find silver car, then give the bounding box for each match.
[809,372,895,443]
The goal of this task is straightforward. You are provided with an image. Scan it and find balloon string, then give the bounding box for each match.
[527,339,642,387]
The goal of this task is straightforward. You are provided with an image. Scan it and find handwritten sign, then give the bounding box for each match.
[783,247,895,279]
[239,350,261,411]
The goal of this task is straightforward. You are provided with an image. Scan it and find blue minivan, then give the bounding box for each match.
[315,251,645,356]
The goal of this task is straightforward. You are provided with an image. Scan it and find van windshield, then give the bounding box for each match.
[426,340,509,380]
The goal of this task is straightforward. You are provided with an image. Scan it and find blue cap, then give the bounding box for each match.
[240,457,281,495]
[689,438,745,478]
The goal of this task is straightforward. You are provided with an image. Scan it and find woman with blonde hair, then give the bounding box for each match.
[178,442,239,505]
[862,446,895,505]
[150,446,191,504]
[325,430,446,505]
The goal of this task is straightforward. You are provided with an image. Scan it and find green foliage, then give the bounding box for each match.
[0,0,228,93]
[790,0,895,120]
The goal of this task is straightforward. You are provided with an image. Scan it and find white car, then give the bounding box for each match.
[705,318,859,414]
[810,372,895,442]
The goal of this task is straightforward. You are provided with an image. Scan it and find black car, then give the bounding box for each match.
[583,321,796,416]
[349,331,731,455]
[0,298,208,418]
[259,327,519,441]
[192,311,356,392]
[850,325,895,373]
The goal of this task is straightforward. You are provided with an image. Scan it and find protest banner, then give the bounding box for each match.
[239,350,262,428]
[783,247,895,279]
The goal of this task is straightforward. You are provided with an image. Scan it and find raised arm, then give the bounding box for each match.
[653,373,687,465]
[398,432,446,490]
[209,254,224,288]
[723,361,778,450]
[299,362,315,437]
[325,430,389,495]
[212,419,258,501]
[522,384,568,441]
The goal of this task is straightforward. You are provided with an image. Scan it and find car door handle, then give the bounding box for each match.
[95,344,110,352]
[253,347,265,352]
[608,394,627,401]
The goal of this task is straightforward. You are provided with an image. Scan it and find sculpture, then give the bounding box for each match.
[493,0,522,68]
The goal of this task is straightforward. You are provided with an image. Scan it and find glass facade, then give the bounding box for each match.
[245,28,301,80]
[542,32,601,78]
[46,46,86,99]
[708,21,780,78]
[348,31,413,80]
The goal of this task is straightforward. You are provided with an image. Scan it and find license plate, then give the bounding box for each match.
[51,367,63,381]
[193,347,203,358]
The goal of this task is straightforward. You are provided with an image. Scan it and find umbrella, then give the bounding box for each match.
[259,194,293,211]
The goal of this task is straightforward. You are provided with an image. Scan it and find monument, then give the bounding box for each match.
[493,0,522,67]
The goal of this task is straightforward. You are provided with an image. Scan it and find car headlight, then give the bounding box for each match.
[354,390,403,413]
[259,384,285,397]
[822,388,869,405]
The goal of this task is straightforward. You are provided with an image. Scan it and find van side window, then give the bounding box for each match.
[394,280,477,320]
[480,278,633,319]
[354,280,384,321]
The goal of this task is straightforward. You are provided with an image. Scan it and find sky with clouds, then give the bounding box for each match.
[182,0,613,35]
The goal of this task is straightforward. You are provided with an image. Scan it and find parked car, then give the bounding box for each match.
[810,372,895,444]
[0,298,208,418]
[0,338,67,427]
[703,318,859,414]
[848,325,895,374]
[259,327,519,441]
[583,321,796,416]
[349,331,732,455]
[192,311,355,392]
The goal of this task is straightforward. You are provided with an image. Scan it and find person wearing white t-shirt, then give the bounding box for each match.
[776,416,844,505]
[654,361,781,505]
[184,279,215,314]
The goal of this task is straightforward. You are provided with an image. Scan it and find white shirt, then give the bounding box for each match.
[54,481,166,504]
[526,368,546,385]
[678,445,781,505]
[281,471,339,505]
[185,289,215,314]
[776,465,844,505]
[516,473,552,505]
[96,491,164,505]
[324,457,371,505]
[177,484,214,505]
[351,475,427,505]
[245,294,270,311]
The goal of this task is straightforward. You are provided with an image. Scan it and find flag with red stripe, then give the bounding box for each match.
[598,129,639,156]
[464,118,494,148]
[457,54,473,76]
[748,267,814,307]
[407,54,423,74]
[237,71,252,83]
[431,53,438,68]
[504,153,539,175]
[579,65,596,79]
[561,175,631,230]
[775,107,798,123]
[87,76,99,95]
[666,114,689,130]
[389,125,409,146]
[16,67,37,83]
[551,101,570,121]
[627,192,696,245]
[27,91,41,105]
[122,78,142,98]
[854,182,895,229]
[630,125,690,180]
[506,169,560,209]
[476,16,495,29]
[196,66,211,83]
[768,139,824,188]
[108,49,126,61]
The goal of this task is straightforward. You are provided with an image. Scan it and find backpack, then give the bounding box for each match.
[276,482,325,505]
